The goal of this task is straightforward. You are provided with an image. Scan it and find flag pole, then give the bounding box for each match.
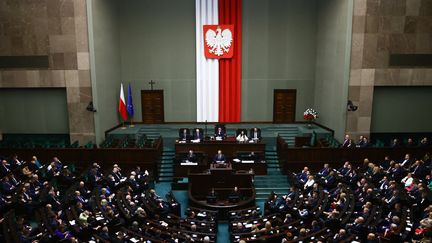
[121,121,126,129]
[130,118,134,128]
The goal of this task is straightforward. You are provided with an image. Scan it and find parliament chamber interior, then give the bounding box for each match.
[0,0,432,242]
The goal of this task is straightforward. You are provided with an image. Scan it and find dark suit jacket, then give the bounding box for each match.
[186,153,197,162]
[179,132,189,140]
[249,129,262,140]
[193,131,204,140]
[214,131,226,139]
[214,154,226,163]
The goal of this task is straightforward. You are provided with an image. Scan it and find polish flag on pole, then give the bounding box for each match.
[118,83,128,121]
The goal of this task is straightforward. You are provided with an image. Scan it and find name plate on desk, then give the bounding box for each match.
[241,160,255,164]
[181,162,198,165]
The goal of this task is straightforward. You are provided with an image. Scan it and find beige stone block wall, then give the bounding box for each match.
[346,0,432,139]
[0,0,95,144]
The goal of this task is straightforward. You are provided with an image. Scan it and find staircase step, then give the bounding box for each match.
[159,163,173,167]
[266,154,279,157]
[268,168,281,172]
[159,172,174,177]
[265,151,278,154]
[267,166,280,169]
[255,175,286,179]
[267,160,280,164]
[159,168,173,172]
[255,187,289,190]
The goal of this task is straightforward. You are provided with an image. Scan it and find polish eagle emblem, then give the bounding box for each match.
[203,25,234,59]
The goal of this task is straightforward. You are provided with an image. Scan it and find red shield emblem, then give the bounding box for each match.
[203,25,234,59]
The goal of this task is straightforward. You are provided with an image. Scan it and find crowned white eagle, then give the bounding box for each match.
[205,27,232,56]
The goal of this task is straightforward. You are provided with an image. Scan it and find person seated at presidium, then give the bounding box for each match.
[179,128,190,141]
[193,128,204,141]
[213,150,226,164]
[236,130,249,142]
[214,127,226,140]
[250,127,261,141]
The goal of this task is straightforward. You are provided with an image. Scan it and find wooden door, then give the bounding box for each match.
[273,89,296,123]
[141,90,164,123]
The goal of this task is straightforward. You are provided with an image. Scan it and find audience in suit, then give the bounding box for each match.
[0,132,431,243]
[341,134,350,148]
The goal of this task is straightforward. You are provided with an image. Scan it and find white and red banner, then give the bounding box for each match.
[196,0,242,122]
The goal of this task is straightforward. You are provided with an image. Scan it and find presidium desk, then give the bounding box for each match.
[174,137,267,176]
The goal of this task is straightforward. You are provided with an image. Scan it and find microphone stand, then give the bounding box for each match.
[204,120,208,140]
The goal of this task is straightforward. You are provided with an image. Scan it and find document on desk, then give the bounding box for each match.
[191,139,200,143]
[242,160,255,163]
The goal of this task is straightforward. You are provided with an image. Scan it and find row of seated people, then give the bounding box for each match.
[178,126,262,142]
[228,151,432,242]
[175,150,264,165]
[0,154,219,243]
[341,134,431,148]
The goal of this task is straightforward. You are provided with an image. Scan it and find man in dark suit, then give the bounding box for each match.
[1,176,15,195]
[406,138,416,147]
[0,160,11,177]
[400,153,412,170]
[9,154,22,168]
[317,163,330,178]
[214,127,226,140]
[359,137,370,148]
[411,160,427,179]
[356,135,364,147]
[207,188,218,203]
[229,186,241,202]
[193,128,203,141]
[186,150,197,162]
[341,134,350,148]
[179,129,190,141]
[391,138,401,148]
[250,127,261,141]
[213,150,226,164]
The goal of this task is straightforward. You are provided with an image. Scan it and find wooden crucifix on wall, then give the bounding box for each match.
[149,80,156,90]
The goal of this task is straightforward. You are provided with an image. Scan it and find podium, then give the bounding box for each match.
[210,163,232,176]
